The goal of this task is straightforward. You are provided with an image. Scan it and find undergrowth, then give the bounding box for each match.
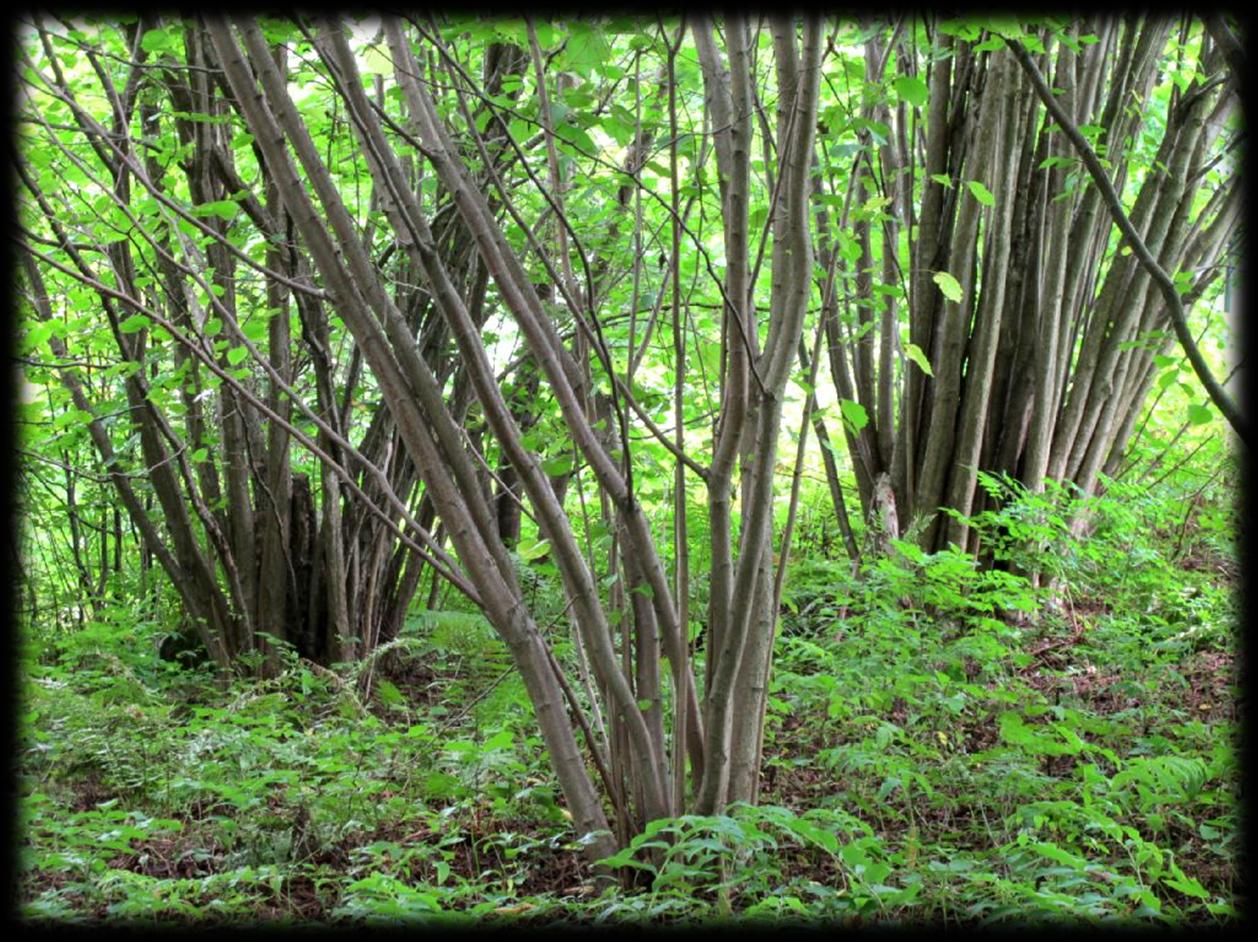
[17,467,1240,926]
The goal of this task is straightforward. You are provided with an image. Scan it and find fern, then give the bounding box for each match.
[418,610,499,657]
[1111,755,1208,806]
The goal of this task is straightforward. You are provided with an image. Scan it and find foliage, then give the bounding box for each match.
[18,442,1239,924]
[14,9,1240,928]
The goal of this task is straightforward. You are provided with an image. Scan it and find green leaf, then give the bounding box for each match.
[784,818,839,853]
[54,408,94,431]
[483,730,513,751]
[976,16,1025,40]
[531,21,556,48]
[893,75,929,108]
[930,173,953,189]
[1019,34,1046,54]
[541,455,573,476]
[998,711,1084,755]
[1031,842,1087,870]
[564,26,610,74]
[904,342,934,376]
[140,28,177,55]
[226,346,248,366]
[932,271,963,302]
[376,679,405,708]
[518,538,551,561]
[119,314,151,334]
[600,109,635,147]
[631,582,654,600]
[242,316,269,343]
[191,447,209,463]
[839,398,868,432]
[1164,874,1210,899]
[938,19,982,41]
[853,117,891,145]
[967,180,996,207]
[557,125,597,156]
[836,232,863,263]
[193,200,240,222]
[1187,403,1211,425]
[26,321,54,348]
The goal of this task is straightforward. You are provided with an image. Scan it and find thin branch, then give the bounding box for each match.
[19,236,481,607]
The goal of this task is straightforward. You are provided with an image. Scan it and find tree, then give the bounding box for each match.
[16,14,1241,865]
[18,16,520,673]
[806,15,1239,555]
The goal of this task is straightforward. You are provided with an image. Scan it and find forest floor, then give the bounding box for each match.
[17,504,1240,926]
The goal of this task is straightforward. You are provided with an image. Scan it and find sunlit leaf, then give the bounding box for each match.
[1187,402,1211,425]
[518,538,551,561]
[192,200,240,222]
[967,180,996,207]
[139,27,177,55]
[893,75,929,108]
[839,398,868,432]
[932,271,964,302]
[904,342,934,376]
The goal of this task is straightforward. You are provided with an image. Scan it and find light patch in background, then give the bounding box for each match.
[348,16,382,43]
[20,373,42,405]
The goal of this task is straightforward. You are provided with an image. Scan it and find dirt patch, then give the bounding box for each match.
[107,824,224,880]
[309,811,592,900]
[1178,649,1239,722]
[67,775,110,813]
[375,649,443,709]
